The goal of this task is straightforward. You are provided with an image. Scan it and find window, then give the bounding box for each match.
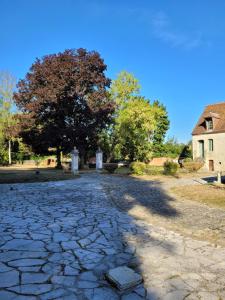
[208,139,213,151]
[206,118,213,131]
[198,140,204,158]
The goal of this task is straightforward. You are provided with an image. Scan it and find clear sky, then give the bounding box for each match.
[1,0,225,142]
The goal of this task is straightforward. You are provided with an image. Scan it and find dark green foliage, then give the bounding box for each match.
[163,161,178,175]
[103,163,118,173]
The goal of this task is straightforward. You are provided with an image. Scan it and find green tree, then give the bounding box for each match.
[101,71,170,162]
[152,100,170,157]
[110,71,140,107]
[163,137,185,158]
[115,97,159,161]
[99,71,141,161]
[0,71,17,164]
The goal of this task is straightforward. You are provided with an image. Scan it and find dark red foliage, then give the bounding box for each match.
[14,48,115,163]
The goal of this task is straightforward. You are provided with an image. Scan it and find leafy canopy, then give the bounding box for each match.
[14,48,115,165]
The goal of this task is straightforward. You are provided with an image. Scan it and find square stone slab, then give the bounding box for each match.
[106,266,142,290]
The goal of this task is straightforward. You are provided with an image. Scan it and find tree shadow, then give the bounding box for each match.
[102,174,179,218]
[97,173,182,298]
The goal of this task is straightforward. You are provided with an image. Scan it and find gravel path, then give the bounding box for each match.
[0,173,225,299]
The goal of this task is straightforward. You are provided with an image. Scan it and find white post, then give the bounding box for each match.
[217,171,222,184]
[8,140,11,165]
[71,147,79,174]
[217,162,222,184]
[96,148,103,171]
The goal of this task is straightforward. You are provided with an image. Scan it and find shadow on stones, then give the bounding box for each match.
[102,174,179,218]
[98,173,181,298]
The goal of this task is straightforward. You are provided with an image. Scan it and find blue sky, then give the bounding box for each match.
[1,0,225,142]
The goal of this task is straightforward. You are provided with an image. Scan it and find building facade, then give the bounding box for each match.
[192,102,225,171]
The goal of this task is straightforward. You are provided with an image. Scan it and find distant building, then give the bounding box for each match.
[192,102,225,171]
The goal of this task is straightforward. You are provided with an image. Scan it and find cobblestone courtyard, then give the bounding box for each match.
[0,173,225,299]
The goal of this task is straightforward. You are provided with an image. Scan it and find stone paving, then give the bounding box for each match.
[0,173,225,299]
[103,175,225,247]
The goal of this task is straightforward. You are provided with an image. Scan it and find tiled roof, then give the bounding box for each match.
[192,102,225,135]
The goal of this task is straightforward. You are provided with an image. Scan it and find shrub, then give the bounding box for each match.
[114,166,131,175]
[130,162,146,175]
[183,160,204,172]
[104,163,118,173]
[145,165,163,175]
[163,161,178,175]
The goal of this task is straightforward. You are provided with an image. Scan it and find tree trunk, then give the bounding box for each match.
[56,147,62,169]
[80,154,85,169]
[8,140,12,165]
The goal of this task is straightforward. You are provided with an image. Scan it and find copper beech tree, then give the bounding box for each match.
[14,48,115,167]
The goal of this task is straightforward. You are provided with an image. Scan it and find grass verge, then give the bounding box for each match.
[171,184,225,209]
[0,167,78,184]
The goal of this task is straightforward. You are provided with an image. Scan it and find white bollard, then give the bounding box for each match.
[217,171,222,184]
[96,148,103,171]
[71,147,79,174]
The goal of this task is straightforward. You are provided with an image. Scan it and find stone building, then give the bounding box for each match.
[192,102,225,171]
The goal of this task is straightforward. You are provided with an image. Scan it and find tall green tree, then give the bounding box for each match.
[99,71,141,161]
[0,71,17,164]
[110,71,140,107]
[152,100,170,157]
[100,71,170,162]
[115,97,160,161]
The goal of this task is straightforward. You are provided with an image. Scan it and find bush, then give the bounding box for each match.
[183,159,204,172]
[130,162,146,175]
[163,161,178,175]
[114,166,131,175]
[145,165,163,175]
[130,162,163,175]
[104,163,118,173]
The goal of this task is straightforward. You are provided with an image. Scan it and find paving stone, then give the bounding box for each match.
[0,291,17,300]
[107,266,142,290]
[53,233,71,242]
[0,270,19,288]
[46,242,62,252]
[0,173,225,300]
[77,280,99,288]
[51,275,76,287]
[0,261,13,272]
[122,293,144,300]
[8,258,45,267]
[0,251,48,262]
[64,266,80,275]
[42,262,62,275]
[79,271,98,281]
[18,266,41,272]
[1,239,45,251]
[61,241,79,250]
[22,272,50,284]
[40,288,68,300]
[8,284,53,295]
[92,287,119,300]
